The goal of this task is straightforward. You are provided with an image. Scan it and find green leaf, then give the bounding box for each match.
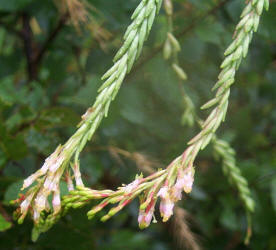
[4,180,23,205]
[0,0,34,11]
[0,124,28,160]
[0,77,17,106]
[0,214,12,232]
[271,178,276,212]
[35,107,79,129]
[195,19,224,45]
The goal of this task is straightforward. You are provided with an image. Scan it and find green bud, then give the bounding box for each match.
[145,0,155,17]
[240,3,252,18]
[172,64,187,80]
[253,14,260,32]
[232,46,243,60]
[264,0,269,11]
[131,1,145,20]
[224,41,236,56]
[244,17,253,32]
[256,0,264,15]
[242,35,250,57]
[164,0,173,15]
[127,35,139,72]
[100,214,110,222]
[147,5,156,35]
[101,60,120,80]
[139,202,148,211]
[201,97,219,110]
[244,197,255,212]
[137,19,148,58]
[220,54,233,68]
[163,38,172,60]
[135,6,146,27]
[167,33,181,52]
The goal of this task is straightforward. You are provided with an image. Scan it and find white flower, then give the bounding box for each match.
[22,175,36,190]
[49,155,65,173]
[35,193,46,212]
[33,209,40,222]
[20,199,30,214]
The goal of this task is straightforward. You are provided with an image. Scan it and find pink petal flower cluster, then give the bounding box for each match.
[18,145,85,223]
[158,187,174,222]
[138,205,155,229]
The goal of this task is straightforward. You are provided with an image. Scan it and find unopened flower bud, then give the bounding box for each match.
[20,199,30,214]
[52,190,61,214]
[138,206,154,229]
[164,0,173,15]
[73,162,84,187]
[157,186,169,199]
[182,167,195,193]
[159,198,174,222]
[35,194,46,213]
[124,179,140,193]
[33,209,40,223]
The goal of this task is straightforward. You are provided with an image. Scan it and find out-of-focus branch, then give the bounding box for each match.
[169,207,200,250]
[34,13,69,67]
[22,13,37,81]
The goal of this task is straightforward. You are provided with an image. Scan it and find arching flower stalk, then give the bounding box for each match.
[14,0,268,241]
[15,0,164,229]
[163,0,256,242]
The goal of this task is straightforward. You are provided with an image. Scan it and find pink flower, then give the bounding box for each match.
[73,162,84,187]
[157,186,169,199]
[175,175,185,189]
[182,167,194,193]
[138,206,154,229]
[174,167,195,194]
[65,171,74,191]
[159,198,174,222]
[52,190,61,214]
[171,186,182,201]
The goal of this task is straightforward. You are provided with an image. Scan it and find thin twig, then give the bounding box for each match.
[35,12,69,66]
[22,13,37,80]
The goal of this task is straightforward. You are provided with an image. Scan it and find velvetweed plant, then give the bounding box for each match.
[162,0,255,242]
[13,0,269,241]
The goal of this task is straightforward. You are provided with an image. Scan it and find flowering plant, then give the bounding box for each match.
[12,0,269,243]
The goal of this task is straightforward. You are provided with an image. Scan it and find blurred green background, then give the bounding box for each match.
[0,0,275,249]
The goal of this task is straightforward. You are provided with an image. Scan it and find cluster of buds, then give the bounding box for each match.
[14,142,195,240]
[14,142,85,225]
[61,161,195,230]
[157,165,194,223]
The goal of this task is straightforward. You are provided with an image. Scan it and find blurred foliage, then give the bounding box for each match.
[0,0,275,249]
